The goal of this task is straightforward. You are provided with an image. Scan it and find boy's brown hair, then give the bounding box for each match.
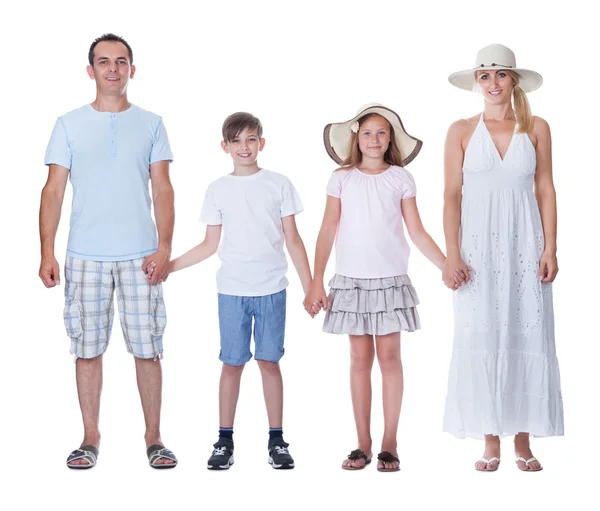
[222,112,263,142]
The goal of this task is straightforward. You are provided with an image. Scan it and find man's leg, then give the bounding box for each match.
[66,258,113,467]
[116,259,173,465]
[134,356,174,465]
[70,355,103,466]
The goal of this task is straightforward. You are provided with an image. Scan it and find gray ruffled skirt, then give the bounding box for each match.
[323,274,421,335]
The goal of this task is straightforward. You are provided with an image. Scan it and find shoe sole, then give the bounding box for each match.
[268,456,295,469]
[207,455,234,470]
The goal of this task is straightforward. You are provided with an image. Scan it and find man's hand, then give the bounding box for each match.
[142,248,171,285]
[39,255,61,288]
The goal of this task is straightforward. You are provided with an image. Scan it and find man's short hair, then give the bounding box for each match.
[222,112,263,142]
[88,33,134,66]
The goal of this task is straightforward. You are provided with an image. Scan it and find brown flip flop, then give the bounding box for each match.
[342,449,372,470]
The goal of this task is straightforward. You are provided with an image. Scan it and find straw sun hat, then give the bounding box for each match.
[323,103,422,166]
[448,44,543,93]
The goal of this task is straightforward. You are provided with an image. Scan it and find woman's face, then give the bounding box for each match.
[476,69,515,105]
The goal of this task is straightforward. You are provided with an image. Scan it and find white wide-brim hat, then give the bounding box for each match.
[323,103,422,166]
[449,44,543,93]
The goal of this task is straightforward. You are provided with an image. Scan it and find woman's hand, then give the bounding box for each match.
[539,250,558,282]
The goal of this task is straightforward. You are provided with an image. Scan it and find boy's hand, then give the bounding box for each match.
[304,284,329,318]
[142,248,170,285]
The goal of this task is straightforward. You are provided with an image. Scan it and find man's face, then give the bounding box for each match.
[86,41,135,93]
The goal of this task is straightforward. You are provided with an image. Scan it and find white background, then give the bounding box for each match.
[1,0,598,509]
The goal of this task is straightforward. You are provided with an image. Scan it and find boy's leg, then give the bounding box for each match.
[375,332,402,471]
[207,294,252,470]
[219,363,245,427]
[256,360,283,428]
[253,290,286,425]
[343,334,375,469]
[65,258,114,467]
[254,290,294,469]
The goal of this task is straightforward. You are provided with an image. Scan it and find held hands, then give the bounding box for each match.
[303,282,329,318]
[443,256,471,291]
[39,255,61,288]
[142,248,171,285]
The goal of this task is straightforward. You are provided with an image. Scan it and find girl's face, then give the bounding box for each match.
[476,69,515,105]
[357,115,391,160]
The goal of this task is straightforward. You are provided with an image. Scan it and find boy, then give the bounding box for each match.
[166,112,312,469]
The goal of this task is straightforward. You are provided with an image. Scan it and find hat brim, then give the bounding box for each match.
[323,106,422,166]
[448,67,543,93]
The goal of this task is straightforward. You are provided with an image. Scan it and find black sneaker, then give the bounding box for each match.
[207,438,234,470]
[268,437,295,469]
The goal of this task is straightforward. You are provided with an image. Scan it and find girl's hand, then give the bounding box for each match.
[304,283,329,318]
[539,250,558,282]
[443,256,471,290]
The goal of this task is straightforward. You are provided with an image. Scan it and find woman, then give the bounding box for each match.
[442,44,564,472]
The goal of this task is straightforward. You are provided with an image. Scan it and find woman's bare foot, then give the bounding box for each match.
[341,445,372,469]
[474,434,501,471]
[377,441,400,471]
[514,433,542,471]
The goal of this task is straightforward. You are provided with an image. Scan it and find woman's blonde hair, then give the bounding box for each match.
[338,113,404,170]
[475,69,533,133]
[507,70,533,133]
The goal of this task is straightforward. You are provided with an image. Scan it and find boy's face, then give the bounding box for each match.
[221,127,265,166]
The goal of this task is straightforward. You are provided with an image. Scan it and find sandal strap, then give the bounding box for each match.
[147,444,177,465]
[347,449,368,461]
[515,456,537,464]
[377,451,399,463]
[67,445,98,466]
[479,457,500,464]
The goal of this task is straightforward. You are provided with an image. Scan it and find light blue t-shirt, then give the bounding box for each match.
[45,104,173,261]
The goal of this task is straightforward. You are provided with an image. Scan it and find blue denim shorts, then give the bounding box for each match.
[217,289,286,366]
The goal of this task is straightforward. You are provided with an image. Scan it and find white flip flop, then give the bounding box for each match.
[515,456,543,472]
[475,456,501,471]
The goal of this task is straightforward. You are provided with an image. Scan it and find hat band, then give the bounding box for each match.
[475,62,513,68]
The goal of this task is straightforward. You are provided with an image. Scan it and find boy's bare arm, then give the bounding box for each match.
[282,215,312,295]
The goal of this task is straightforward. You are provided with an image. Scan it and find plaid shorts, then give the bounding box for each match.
[63,256,167,359]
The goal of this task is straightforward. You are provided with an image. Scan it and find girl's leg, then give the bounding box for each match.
[514,432,543,471]
[375,332,402,470]
[474,435,501,471]
[342,334,375,469]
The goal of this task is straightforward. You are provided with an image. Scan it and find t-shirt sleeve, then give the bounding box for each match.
[44,118,72,170]
[280,177,304,217]
[401,169,417,199]
[150,118,174,164]
[326,171,342,198]
[199,186,222,225]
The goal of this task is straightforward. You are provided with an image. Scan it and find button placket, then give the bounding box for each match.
[109,113,117,157]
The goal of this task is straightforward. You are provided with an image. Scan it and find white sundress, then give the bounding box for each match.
[443,114,564,439]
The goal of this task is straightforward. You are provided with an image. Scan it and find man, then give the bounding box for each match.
[39,33,177,469]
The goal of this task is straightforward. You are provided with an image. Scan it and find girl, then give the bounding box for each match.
[443,44,564,472]
[305,103,452,471]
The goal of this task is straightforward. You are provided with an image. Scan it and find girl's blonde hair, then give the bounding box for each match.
[338,114,404,170]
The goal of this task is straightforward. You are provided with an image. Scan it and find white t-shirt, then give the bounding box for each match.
[200,169,303,296]
[326,165,416,279]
